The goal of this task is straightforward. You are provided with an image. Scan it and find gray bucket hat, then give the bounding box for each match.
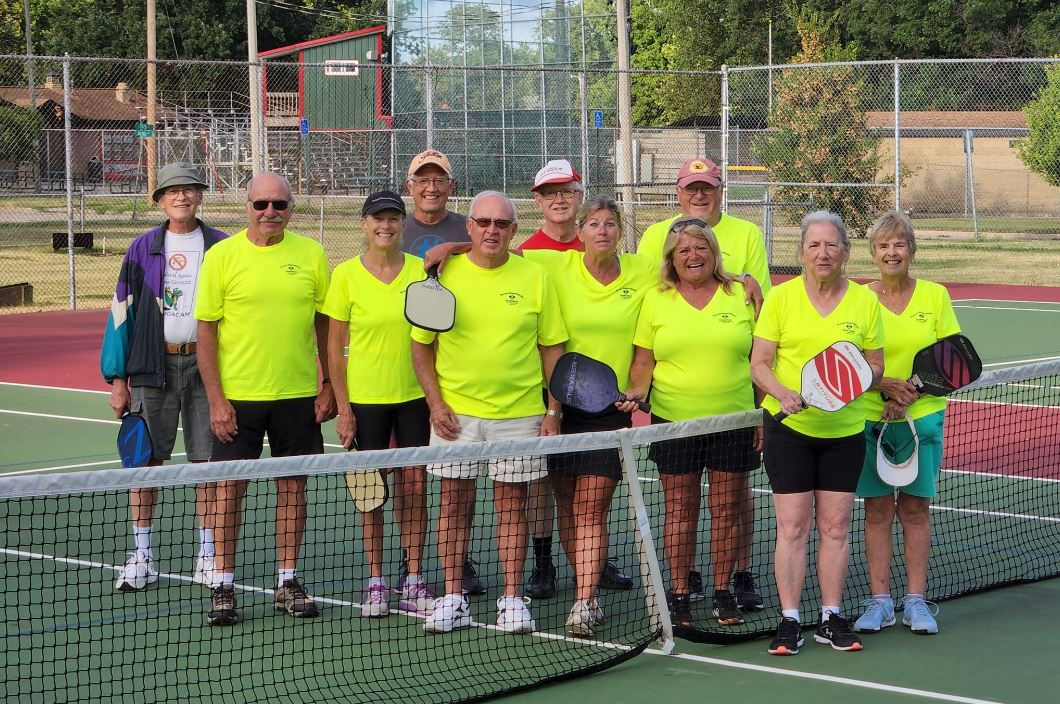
[152,163,208,202]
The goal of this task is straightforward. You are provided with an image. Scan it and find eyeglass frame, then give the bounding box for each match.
[470,217,514,230]
[408,176,453,189]
[678,183,722,196]
[249,199,291,211]
[668,217,709,234]
[536,188,579,201]
[162,186,201,198]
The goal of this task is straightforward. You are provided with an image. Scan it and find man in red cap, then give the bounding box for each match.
[638,157,770,302]
[518,159,585,252]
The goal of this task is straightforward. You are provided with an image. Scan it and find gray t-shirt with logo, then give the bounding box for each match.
[402,210,470,258]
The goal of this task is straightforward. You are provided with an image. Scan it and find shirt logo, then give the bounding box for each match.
[281,263,302,275]
[837,321,860,335]
[617,287,635,299]
[164,286,184,310]
[168,253,188,271]
[714,312,736,323]
[413,235,445,258]
[501,292,524,305]
[911,311,933,323]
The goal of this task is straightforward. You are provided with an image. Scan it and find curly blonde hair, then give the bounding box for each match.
[659,218,738,293]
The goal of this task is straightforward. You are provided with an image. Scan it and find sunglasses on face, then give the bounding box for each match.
[249,200,290,211]
[669,217,708,234]
[471,217,514,230]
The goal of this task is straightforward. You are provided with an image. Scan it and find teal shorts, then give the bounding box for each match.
[857,410,945,499]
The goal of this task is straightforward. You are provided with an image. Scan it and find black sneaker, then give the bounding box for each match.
[667,592,695,632]
[814,613,863,651]
[768,617,803,655]
[688,570,705,601]
[599,560,634,590]
[732,570,764,610]
[207,584,240,626]
[525,563,557,599]
[461,558,485,596]
[712,589,744,626]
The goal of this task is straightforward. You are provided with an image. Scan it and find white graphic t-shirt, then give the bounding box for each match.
[163,228,205,343]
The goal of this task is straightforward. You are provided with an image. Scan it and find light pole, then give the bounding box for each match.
[247,0,263,175]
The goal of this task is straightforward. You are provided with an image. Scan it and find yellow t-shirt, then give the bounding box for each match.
[523,250,655,390]
[633,283,756,421]
[754,277,884,438]
[636,213,772,295]
[322,253,426,405]
[195,229,329,401]
[410,254,569,419]
[862,280,961,422]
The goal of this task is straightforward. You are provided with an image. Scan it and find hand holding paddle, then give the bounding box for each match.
[117,412,154,468]
[880,334,982,401]
[774,341,874,422]
[343,439,389,513]
[550,352,650,414]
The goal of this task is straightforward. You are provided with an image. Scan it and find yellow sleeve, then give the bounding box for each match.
[410,326,437,345]
[862,291,885,350]
[313,246,330,312]
[194,244,225,321]
[632,290,656,349]
[936,286,962,338]
[753,287,783,342]
[321,261,352,322]
[537,270,569,346]
[744,223,772,295]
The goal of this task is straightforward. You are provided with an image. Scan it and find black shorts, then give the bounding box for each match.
[211,396,324,461]
[350,398,430,451]
[762,414,865,494]
[648,414,760,475]
[546,405,630,480]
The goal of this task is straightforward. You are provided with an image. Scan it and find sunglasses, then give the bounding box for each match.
[471,217,514,229]
[669,217,708,233]
[249,199,291,211]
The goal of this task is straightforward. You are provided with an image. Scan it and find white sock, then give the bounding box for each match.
[906,593,924,601]
[404,573,424,588]
[199,528,215,558]
[873,593,892,602]
[220,572,235,587]
[822,606,841,623]
[133,526,152,558]
[368,576,386,588]
[781,608,800,622]
[278,568,296,587]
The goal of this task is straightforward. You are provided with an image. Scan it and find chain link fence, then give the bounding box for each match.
[1,55,1058,310]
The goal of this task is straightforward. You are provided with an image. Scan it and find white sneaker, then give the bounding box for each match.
[424,594,472,633]
[496,596,535,634]
[193,555,220,588]
[115,553,158,592]
[565,600,595,637]
[588,598,605,625]
[361,583,391,618]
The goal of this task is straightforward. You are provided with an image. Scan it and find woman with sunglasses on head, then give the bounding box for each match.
[619,217,761,634]
[749,211,884,656]
[323,191,435,620]
[852,211,961,638]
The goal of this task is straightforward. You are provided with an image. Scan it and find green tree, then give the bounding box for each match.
[0,105,43,165]
[752,8,891,237]
[1015,63,1060,187]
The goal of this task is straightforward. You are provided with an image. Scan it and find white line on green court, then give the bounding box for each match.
[982,355,1060,367]
[954,305,1060,313]
[0,381,107,394]
[0,408,120,424]
[644,649,1005,704]
[954,299,1060,306]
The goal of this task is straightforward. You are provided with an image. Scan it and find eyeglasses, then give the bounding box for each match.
[538,189,577,201]
[410,177,450,188]
[249,199,291,211]
[669,217,708,233]
[471,217,513,230]
[164,186,199,198]
[679,184,720,196]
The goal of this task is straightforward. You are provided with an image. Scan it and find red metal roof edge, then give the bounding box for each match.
[258,25,386,59]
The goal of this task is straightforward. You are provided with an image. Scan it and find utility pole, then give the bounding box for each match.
[24,0,39,190]
[147,0,157,195]
[615,0,635,243]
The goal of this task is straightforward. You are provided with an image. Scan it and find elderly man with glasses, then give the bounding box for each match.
[411,190,568,635]
[194,171,336,626]
[402,149,470,258]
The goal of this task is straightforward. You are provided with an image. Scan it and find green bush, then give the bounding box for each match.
[1016,63,1060,187]
[0,106,43,164]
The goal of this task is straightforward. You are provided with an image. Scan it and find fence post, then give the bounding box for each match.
[63,54,76,310]
[425,65,434,149]
[720,64,729,213]
[578,71,589,190]
[893,60,901,210]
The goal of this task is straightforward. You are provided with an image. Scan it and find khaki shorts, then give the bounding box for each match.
[427,414,546,483]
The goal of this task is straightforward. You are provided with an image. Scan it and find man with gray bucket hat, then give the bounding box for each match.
[100,163,228,593]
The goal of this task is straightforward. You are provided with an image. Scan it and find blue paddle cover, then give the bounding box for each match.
[117,413,154,468]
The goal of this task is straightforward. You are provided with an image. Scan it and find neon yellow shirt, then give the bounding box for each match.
[410,254,568,419]
[322,253,426,405]
[636,213,772,295]
[523,250,654,390]
[863,279,961,422]
[195,229,329,401]
[633,283,756,421]
[754,277,884,438]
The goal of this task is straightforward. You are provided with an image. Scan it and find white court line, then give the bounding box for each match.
[954,299,1060,306]
[982,355,1060,367]
[0,408,120,425]
[0,545,1004,703]
[953,305,1060,313]
[0,381,108,394]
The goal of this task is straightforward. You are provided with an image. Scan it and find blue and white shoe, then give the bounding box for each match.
[902,595,939,635]
[853,596,896,633]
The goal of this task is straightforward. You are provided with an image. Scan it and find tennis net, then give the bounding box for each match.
[1,358,1058,699]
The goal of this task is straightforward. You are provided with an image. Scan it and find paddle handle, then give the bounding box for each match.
[773,396,805,423]
[617,393,650,413]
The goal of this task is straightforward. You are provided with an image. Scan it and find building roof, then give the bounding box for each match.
[865,111,1028,130]
[259,25,386,59]
[0,85,156,122]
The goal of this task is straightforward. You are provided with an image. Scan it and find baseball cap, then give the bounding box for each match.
[676,157,722,189]
[531,159,582,192]
[361,190,407,217]
[152,163,207,202]
[407,149,453,178]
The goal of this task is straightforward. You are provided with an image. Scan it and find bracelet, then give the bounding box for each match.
[735,273,749,282]
[546,409,562,419]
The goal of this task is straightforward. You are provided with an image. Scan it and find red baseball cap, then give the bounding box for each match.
[531,159,582,191]
[676,157,722,189]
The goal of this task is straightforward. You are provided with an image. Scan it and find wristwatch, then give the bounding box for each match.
[546,409,562,419]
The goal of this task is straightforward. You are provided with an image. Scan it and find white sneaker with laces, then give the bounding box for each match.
[193,555,220,588]
[115,553,158,592]
[496,596,535,634]
[424,594,471,633]
[587,598,605,625]
[565,600,595,636]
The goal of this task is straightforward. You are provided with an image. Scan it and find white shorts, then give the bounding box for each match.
[427,414,546,483]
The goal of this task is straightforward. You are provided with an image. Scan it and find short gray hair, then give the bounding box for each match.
[468,190,518,223]
[868,210,918,255]
[800,210,849,249]
[576,195,621,231]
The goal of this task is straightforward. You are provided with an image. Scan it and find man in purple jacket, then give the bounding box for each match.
[100,163,227,592]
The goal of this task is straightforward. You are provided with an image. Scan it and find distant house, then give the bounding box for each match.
[259,26,391,131]
[0,75,175,186]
